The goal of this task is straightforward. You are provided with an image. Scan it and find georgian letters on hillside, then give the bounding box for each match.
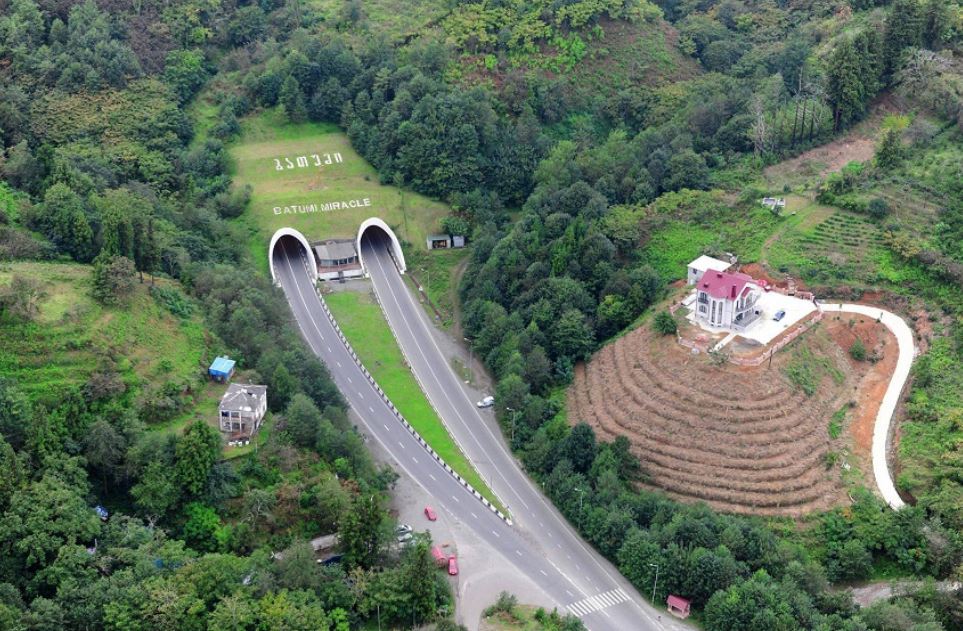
[273,152,343,170]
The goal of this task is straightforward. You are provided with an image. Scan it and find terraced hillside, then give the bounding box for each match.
[568,323,853,516]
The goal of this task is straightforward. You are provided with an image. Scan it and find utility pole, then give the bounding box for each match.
[506,406,517,444]
[574,487,585,526]
[649,563,660,605]
[420,267,430,306]
[464,336,473,384]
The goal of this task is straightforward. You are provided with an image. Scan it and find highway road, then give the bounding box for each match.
[274,236,684,631]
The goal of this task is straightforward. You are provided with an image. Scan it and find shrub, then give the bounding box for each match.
[850,338,866,361]
[483,591,518,617]
[652,311,677,335]
[868,198,890,221]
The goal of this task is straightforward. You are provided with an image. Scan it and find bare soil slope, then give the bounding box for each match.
[568,323,859,516]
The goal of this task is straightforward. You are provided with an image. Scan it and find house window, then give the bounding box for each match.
[698,292,708,304]
[699,305,707,313]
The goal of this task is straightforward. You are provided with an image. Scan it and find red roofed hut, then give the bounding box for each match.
[666,594,691,619]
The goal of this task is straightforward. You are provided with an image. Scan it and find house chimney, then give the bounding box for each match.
[731,285,736,299]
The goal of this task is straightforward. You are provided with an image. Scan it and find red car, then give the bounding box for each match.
[424,505,437,521]
[447,555,458,576]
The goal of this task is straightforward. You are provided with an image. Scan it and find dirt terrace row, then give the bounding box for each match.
[568,326,846,516]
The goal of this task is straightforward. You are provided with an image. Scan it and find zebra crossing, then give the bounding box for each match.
[566,588,631,617]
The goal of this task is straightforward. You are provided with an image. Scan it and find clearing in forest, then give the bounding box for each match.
[567,314,895,517]
[230,108,451,270]
[0,261,209,410]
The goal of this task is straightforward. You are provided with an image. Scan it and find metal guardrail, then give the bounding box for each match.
[296,250,512,526]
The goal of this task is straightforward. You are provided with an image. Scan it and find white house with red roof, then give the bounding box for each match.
[693,267,762,330]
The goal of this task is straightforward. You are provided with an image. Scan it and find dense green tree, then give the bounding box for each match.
[32,184,93,262]
[284,393,322,449]
[827,38,867,131]
[181,502,226,553]
[339,494,389,570]
[883,0,924,78]
[228,5,267,46]
[280,75,308,123]
[175,422,221,498]
[876,128,906,170]
[560,423,597,475]
[83,420,125,494]
[131,460,180,520]
[0,461,101,575]
[164,49,209,104]
[90,254,136,305]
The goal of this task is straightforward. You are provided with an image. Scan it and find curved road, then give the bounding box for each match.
[274,237,682,631]
[821,303,915,510]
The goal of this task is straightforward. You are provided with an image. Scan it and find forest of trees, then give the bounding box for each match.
[0,0,961,628]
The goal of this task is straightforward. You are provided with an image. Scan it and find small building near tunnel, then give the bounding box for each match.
[313,239,363,281]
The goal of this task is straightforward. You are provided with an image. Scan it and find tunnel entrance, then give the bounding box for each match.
[357,218,406,275]
[268,227,318,284]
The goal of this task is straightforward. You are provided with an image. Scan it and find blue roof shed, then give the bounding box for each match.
[209,356,236,382]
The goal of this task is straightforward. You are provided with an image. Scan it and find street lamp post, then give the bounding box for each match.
[464,336,473,383]
[505,406,518,444]
[649,563,660,605]
[574,486,586,525]
[420,267,430,306]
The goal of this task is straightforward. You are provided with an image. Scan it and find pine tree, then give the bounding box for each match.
[882,0,924,79]
[827,39,865,131]
[854,29,883,98]
[922,0,952,49]
[875,128,905,170]
[279,75,307,123]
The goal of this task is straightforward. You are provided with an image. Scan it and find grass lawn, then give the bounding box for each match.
[229,108,452,272]
[324,289,504,513]
[0,261,210,408]
[480,604,576,630]
[403,247,470,328]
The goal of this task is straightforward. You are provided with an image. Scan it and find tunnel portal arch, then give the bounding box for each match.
[357,218,406,274]
[269,227,318,284]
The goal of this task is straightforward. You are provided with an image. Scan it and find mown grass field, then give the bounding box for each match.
[325,289,504,513]
[0,261,209,407]
[230,108,451,271]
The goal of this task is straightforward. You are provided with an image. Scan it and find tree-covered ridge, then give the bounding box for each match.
[0,1,468,628]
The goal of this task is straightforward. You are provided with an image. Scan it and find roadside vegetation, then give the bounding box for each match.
[325,289,504,512]
[481,591,585,631]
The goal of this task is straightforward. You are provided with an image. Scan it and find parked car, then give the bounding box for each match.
[476,395,495,408]
[395,524,412,536]
[397,532,413,543]
[431,546,447,567]
[448,555,459,576]
[773,310,786,322]
[424,505,437,521]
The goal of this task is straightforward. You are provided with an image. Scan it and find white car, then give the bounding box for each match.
[476,396,495,408]
[395,524,412,536]
[396,532,413,543]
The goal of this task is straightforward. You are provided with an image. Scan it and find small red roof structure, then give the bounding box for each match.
[666,594,691,619]
[698,270,755,300]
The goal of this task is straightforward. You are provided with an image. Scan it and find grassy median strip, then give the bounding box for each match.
[325,289,506,515]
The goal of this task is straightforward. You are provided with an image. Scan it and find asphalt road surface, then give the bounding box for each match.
[275,235,686,631]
